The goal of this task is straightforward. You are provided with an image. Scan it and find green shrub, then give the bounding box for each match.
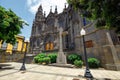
[43,57,51,64]
[34,53,58,64]
[88,58,100,68]
[67,54,82,64]
[37,53,46,58]
[34,53,47,64]
[74,60,83,68]
[38,58,44,64]
[47,53,57,63]
[37,57,50,64]
[34,56,39,63]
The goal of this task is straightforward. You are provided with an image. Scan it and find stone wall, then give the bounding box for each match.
[74,23,120,70]
[0,52,24,63]
[115,45,120,60]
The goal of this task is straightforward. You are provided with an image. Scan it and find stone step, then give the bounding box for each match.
[0,63,14,69]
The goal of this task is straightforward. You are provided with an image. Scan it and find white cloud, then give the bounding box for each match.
[27,0,68,15]
[25,38,30,42]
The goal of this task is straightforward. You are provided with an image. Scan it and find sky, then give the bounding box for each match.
[0,0,67,40]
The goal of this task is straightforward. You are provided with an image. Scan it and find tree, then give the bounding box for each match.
[0,6,28,44]
[67,0,120,33]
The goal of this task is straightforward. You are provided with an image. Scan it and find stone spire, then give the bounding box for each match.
[63,3,67,14]
[35,4,44,21]
[50,6,52,13]
[64,3,67,11]
[64,3,67,9]
[54,6,58,14]
[38,4,43,13]
[44,11,46,17]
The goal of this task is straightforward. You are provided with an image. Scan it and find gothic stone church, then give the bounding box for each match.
[30,5,120,70]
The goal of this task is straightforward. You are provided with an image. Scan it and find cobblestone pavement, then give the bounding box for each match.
[0,62,120,80]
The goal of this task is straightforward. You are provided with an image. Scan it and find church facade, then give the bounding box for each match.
[30,5,120,70]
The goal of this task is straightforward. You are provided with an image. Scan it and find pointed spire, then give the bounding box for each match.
[64,3,67,9]
[38,4,43,13]
[63,3,67,12]
[44,11,46,17]
[54,6,58,14]
[50,6,52,12]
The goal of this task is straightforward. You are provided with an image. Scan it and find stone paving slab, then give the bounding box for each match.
[0,62,120,80]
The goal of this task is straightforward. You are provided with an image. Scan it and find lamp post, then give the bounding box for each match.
[80,28,93,78]
[20,40,29,71]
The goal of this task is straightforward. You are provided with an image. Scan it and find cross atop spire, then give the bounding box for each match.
[54,6,58,14]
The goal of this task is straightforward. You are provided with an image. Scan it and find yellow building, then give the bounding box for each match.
[0,35,29,54]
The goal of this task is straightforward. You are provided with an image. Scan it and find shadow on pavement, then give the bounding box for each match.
[0,71,19,77]
[26,70,113,80]
[93,77,112,80]
[0,63,115,80]
[27,70,86,79]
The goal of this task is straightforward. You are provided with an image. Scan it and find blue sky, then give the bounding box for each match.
[0,0,67,40]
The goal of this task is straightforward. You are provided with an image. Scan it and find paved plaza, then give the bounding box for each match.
[0,62,120,80]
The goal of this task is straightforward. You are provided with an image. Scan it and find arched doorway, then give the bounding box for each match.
[44,34,54,51]
[45,42,54,50]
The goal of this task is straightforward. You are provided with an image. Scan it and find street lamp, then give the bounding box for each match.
[80,28,93,78]
[20,40,29,71]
